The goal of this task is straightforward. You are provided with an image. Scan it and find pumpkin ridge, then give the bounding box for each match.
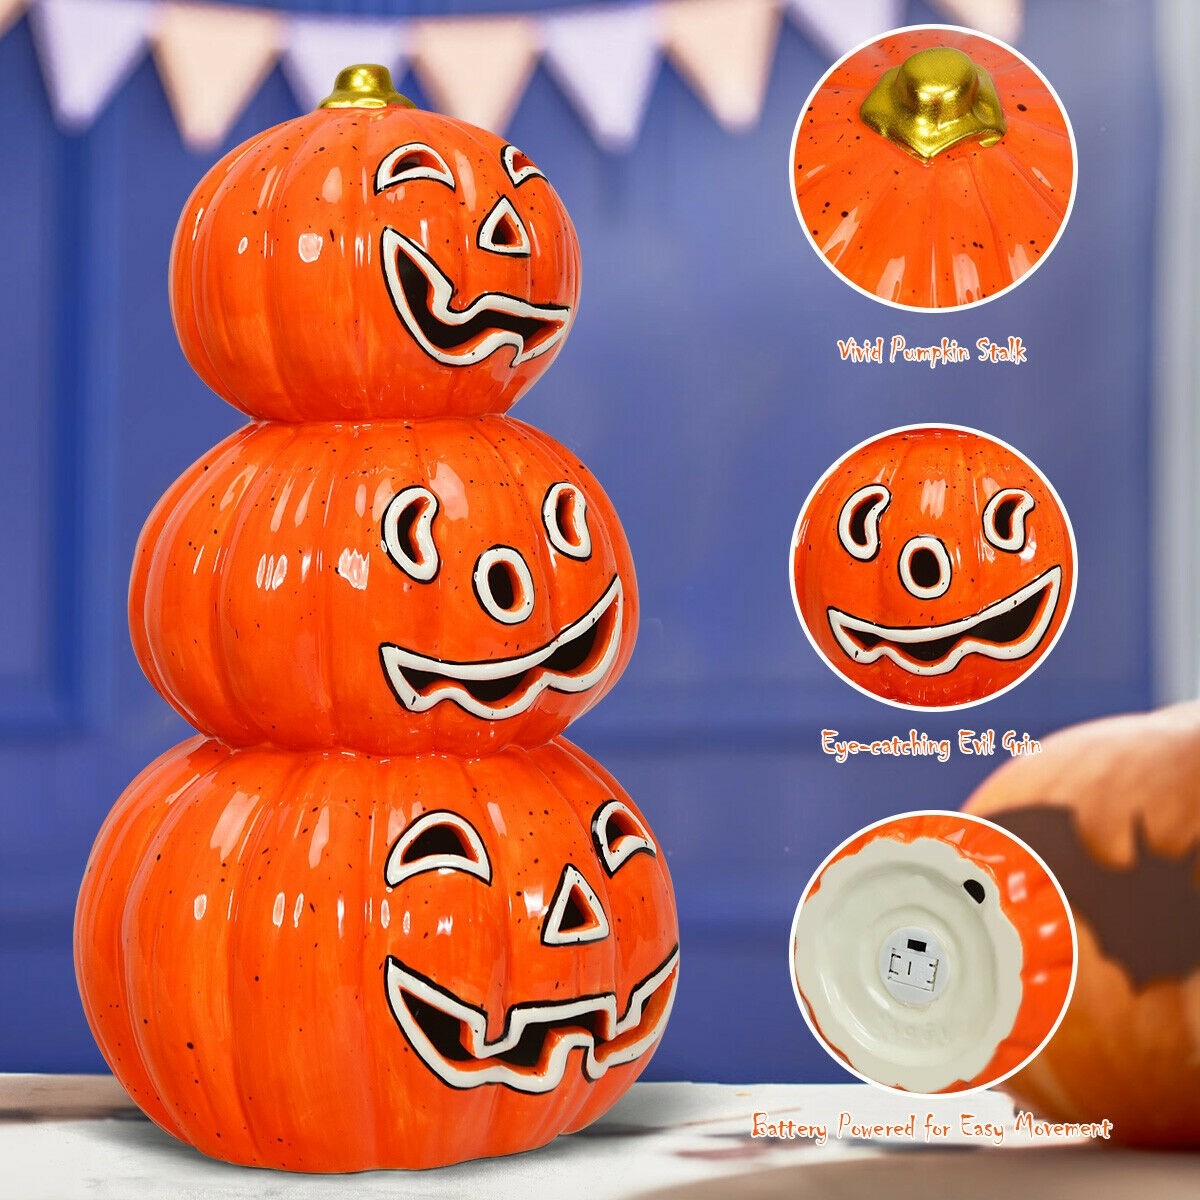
[192,131,290,417]
[119,744,241,1147]
[211,421,307,747]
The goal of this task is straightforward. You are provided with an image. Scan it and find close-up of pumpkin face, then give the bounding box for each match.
[966,702,1200,1146]
[75,736,678,1170]
[130,416,637,756]
[791,27,1075,309]
[791,425,1075,709]
[170,67,580,421]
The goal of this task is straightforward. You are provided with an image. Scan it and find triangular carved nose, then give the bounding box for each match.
[478,196,531,256]
[542,864,609,945]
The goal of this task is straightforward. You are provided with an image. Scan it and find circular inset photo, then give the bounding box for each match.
[790,811,1077,1095]
[790,25,1076,310]
[789,424,1077,710]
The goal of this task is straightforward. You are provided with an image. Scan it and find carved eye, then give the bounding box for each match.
[592,800,656,875]
[502,144,545,187]
[477,197,531,256]
[838,485,890,561]
[543,482,591,560]
[385,812,491,887]
[983,488,1035,552]
[375,143,455,193]
[382,486,439,582]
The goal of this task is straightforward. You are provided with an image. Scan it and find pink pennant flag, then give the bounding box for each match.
[410,15,538,134]
[154,2,283,151]
[0,0,27,39]
[930,0,1024,43]
[541,4,663,152]
[30,0,153,129]
[787,0,903,56]
[283,15,408,113]
[662,0,780,132]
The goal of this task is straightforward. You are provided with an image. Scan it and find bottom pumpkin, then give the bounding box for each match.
[75,736,679,1171]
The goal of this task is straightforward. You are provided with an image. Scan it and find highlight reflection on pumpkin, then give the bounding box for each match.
[171,88,579,421]
[790,426,1075,709]
[75,736,678,1171]
[130,417,637,756]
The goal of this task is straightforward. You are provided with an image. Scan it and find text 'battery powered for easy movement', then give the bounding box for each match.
[74,66,679,1173]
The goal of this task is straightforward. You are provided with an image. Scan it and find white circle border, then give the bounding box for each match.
[787,808,1080,1098]
[786,24,1079,314]
[787,421,1079,714]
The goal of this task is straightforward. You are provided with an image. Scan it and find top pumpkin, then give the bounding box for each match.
[791,29,1075,310]
[170,66,580,421]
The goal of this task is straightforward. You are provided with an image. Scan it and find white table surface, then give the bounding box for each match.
[1,1076,1195,1200]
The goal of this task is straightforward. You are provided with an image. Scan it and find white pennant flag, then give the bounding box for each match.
[662,0,780,132]
[541,4,662,152]
[787,0,903,57]
[154,2,283,151]
[283,16,408,113]
[410,16,538,134]
[930,0,1024,43]
[30,0,154,129]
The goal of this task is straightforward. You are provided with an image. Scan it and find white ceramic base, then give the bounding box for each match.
[793,835,1023,1093]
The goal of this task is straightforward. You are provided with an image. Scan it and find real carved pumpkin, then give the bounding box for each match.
[130,415,637,756]
[791,28,1074,309]
[171,67,580,422]
[966,703,1200,1146]
[791,812,1075,1094]
[75,735,678,1171]
[790,425,1075,709]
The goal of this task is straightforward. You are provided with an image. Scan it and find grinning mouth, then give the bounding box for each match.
[828,567,1062,676]
[379,578,623,719]
[381,228,571,367]
[384,947,679,1093]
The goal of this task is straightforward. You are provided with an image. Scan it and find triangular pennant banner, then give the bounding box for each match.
[787,0,903,56]
[283,15,407,113]
[153,2,282,151]
[30,0,154,130]
[663,0,780,132]
[541,3,662,152]
[0,0,27,39]
[410,15,538,134]
[930,0,1024,43]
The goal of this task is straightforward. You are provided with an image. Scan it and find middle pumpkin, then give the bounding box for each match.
[131,416,637,755]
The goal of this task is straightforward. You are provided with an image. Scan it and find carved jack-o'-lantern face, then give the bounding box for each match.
[75,738,679,1170]
[170,71,580,422]
[790,426,1075,708]
[383,782,678,1097]
[130,417,637,755]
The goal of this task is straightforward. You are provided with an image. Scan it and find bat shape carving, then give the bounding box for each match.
[991,805,1200,987]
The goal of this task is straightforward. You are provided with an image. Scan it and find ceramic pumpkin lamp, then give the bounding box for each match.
[75,67,678,1172]
[966,703,1200,1146]
[791,28,1075,309]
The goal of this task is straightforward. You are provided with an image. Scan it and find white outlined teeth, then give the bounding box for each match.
[478,197,531,256]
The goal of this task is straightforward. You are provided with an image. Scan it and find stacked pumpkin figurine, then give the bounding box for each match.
[75,67,679,1172]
